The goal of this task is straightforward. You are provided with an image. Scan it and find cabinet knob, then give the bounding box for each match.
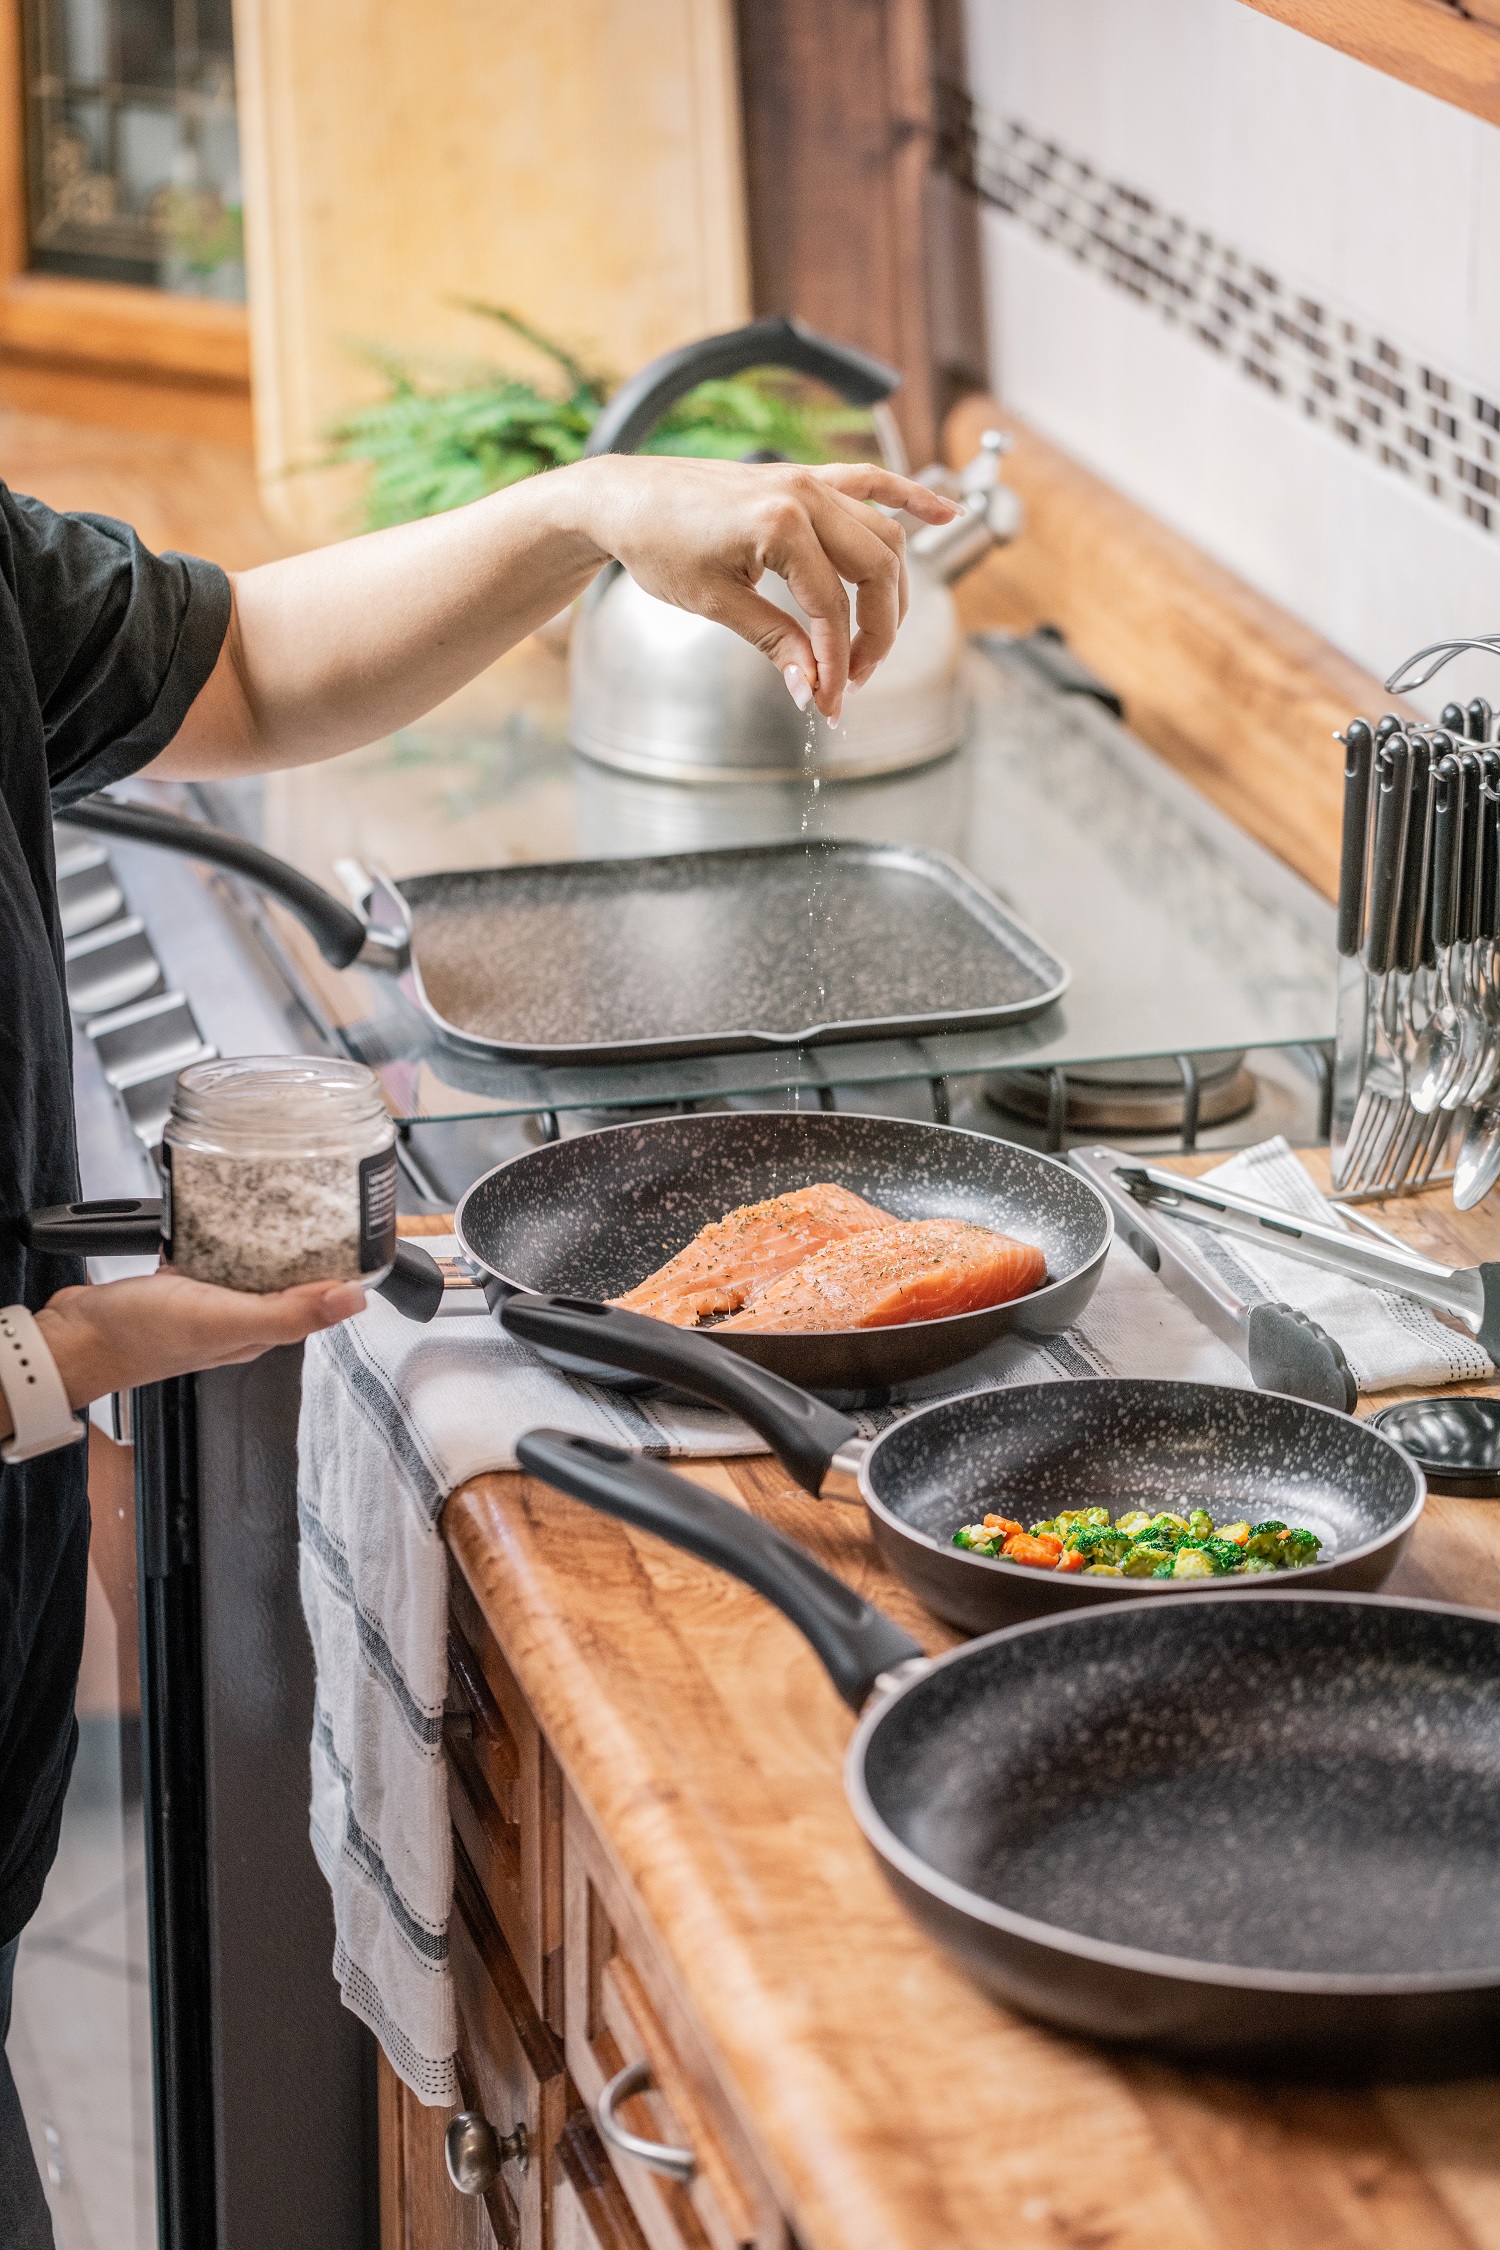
[596,2059,696,2185]
[444,2110,529,2194]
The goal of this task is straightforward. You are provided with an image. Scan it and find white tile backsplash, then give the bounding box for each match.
[959,0,1500,718]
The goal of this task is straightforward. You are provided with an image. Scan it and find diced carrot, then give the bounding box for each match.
[1054,1549,1086,1573]
[982,1514,1024,1538]
[1002,1532,1064,1569]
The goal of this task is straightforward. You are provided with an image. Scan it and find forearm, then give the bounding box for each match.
[153,463,611,779]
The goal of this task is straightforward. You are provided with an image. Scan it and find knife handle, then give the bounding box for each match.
[1376,713,1405,744]
[1443,702,1468,736]
[1469,696,1493,743]
[1483,749,1500,938]
[1366,734,1411,976]
[1336,718,1375,958]
[1431,755,1462,951]
[1396,733,1433,974]
[1460,747,1488,939]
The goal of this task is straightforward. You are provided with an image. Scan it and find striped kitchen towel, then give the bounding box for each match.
[296,1235,1245,2105]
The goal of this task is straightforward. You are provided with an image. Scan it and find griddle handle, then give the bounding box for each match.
[584,315,900,457]
[22,1198,165,1255]
[517,1430,924,1710]
[500,1293,858,1496]
[62,796,372,971]
[375,1238,445,1324]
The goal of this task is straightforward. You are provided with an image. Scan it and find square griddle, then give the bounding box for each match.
[399,838,1069,1066]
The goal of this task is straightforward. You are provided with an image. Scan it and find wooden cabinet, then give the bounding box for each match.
[448,1575,565,2031]
[394,1578,791,2250]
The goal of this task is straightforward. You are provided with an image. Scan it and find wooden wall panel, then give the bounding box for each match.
[233,0,751,542]
[734,0,939,463]
[1236,1,1500,127]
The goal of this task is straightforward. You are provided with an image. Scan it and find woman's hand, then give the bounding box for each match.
[28,1270,366,1419]
[559,455,961,722]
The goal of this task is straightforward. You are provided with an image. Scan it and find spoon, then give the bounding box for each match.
[1409,753,1463,1111]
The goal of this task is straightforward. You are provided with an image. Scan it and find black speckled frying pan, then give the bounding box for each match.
[516,1429,1500,2076]
[457,1110,1112,1393]
[503,1292,1423,1631]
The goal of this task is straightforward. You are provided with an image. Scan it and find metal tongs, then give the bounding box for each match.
[1116,1163,1500,1361]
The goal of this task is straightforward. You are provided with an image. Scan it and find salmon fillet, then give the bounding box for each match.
[612,1181,895,1325]
[718,1216,1046,1332]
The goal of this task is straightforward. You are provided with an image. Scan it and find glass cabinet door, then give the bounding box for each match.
[22,0,244,297]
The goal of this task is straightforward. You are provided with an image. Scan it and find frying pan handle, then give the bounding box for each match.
[516,1430,924,1710]
[23,1198,165,1255]
[500,1294,858,1496]
[63,796,374,971]
[21,1199,442,1322]
[584,315,900,458]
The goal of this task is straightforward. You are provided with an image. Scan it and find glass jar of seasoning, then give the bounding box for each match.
[162,1056,397,1294]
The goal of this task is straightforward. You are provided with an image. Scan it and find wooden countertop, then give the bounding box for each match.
[440,1160,1500,2250]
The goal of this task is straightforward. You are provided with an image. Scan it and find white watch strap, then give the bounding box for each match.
[0,1305,86,1464]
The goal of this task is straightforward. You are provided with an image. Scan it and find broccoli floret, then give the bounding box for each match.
[1245,1527,1291,1560]
[1143,1513,1192,1546]
[1200,1537,1244,1574]
[1250,1519,1287,1537]
[1186,1508,1215,1541]
[1122,1543,1174,1577]
[1281,1527,1322,1567]
[1238,1554,1279,1574]
[1029,1519,1061,1540]
[1152,1559,1177,1578]
[1066,1526,1134,1566]
[1171,1548,1217,1578]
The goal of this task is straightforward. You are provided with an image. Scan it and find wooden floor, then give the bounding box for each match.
[0,405,290,572]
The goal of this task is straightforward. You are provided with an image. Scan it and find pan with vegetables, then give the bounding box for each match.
[500,1296,1424,1633]
[516,1429,1500,2073]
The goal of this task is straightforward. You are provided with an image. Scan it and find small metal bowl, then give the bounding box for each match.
[1370,1396,1500,1499]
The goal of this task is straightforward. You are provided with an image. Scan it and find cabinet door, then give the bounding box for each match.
[449,1574,566,2029]
[378,2050,497,2250]
[563,1786,788,2250]
[450,1835,570,2248]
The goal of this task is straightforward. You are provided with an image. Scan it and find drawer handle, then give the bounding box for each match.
[444,2110,529,2194]
[596,2059,697,2185]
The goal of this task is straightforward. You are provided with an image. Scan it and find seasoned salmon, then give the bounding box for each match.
[718,1216,1046,1332]
[612,1181,895,1325]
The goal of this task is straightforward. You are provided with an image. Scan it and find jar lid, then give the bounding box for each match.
[170,1055,390,1146]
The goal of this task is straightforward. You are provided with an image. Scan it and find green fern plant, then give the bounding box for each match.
[328,302,877,530]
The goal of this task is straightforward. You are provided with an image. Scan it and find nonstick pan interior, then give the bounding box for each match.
[863,1380,1424,1631]
[856,1594,1500,2068]
[457,1111,1111,1390]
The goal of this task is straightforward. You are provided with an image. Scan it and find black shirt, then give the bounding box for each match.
[0,488,229,1944]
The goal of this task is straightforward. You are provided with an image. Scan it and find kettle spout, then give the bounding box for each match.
[910,428,1024,586]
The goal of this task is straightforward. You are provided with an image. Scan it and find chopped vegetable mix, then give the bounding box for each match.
[952,1506,1323,1578]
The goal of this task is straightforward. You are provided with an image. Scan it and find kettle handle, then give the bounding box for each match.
[584,316,900,459]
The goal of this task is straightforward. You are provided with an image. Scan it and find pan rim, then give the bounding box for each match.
[846,1588,1500,1995]
[397,840,1072,1061]
[857,1375,1427,1594]
[453,1110,1113,1341]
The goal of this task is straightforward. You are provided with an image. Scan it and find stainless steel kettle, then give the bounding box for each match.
[568,315,1022,784]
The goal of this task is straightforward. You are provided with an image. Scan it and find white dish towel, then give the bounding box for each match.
[1190,1137,1494,1394]
[297,1232,1244,2103]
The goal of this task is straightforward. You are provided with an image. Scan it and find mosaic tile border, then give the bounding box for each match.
[935,84,1500,537]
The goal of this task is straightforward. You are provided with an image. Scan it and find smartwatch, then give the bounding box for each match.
[0,1306,87,1464]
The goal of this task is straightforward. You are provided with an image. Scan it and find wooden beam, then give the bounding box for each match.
[734,0,937,463]
[945,392,1418,902]
[1236,0,1500,128]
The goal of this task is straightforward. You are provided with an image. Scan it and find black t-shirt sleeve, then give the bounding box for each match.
[0,486,232,807]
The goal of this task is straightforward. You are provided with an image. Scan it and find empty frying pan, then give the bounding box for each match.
[458,1109,1112,1392]
[517,1427,1500,2075]
[502,1295,1424,1632]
